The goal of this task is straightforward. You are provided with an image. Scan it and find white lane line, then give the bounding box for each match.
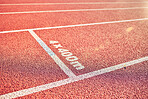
[0,56,147,99]
[28,30,76,78]
[0,18,148,34]
[0,7,148,15]
[0,2,148,5]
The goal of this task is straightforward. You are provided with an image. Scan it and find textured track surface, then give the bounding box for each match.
[0,0,148,99]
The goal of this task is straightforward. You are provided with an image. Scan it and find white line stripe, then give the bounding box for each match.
[0,56,147,99]
[0,18,148,34]
[28,30,76,78]
[0,7,148,15]
[0,2,148,5]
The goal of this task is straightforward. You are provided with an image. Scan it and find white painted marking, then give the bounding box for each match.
[66,56,78,61]
[49,41,59,44]
[61,52,73,57]
[53,44,63,48]
[28,30,76,78]
[0,56,147,99]
[0,2,148,6]
[0,18,148,34]
[70,61,85,70]
[0,7,148,15]
[58,49,69,53]
[50,41,85,70]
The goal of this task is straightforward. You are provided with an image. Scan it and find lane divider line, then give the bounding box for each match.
[0,56,147,99]
[0,2,148,5]
[0,18,148,34]
[28,30,76,78]
[0,7,148,15]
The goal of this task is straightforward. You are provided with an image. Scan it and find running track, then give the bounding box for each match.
[0,0,148,99]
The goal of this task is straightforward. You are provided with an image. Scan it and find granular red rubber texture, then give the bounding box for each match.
[0,9,148,31]
[0,4,147,13]
[0,0,148,98]
[0,32,68,95]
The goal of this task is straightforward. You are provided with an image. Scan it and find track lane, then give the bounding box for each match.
[0,3,147,13]
[0,9,148,31]
[0,0,147,4]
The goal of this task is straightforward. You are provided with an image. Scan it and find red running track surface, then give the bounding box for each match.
[0,0,148,98]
